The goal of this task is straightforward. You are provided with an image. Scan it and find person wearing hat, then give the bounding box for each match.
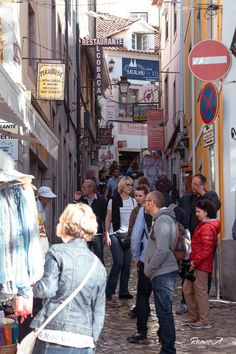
[36,186,57,251]
[37,186,57,224]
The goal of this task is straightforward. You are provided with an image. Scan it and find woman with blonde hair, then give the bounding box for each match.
[30,203,106,354]
[103,176,137,300]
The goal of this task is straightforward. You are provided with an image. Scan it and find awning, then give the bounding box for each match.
[0,65,58,160]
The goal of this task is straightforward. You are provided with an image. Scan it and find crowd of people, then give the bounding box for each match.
[24,160,221,354]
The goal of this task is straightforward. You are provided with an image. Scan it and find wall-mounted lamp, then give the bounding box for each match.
[108,58,115,73]
[118,76,131,98]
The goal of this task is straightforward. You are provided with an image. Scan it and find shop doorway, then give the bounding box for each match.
[118,151,140,174]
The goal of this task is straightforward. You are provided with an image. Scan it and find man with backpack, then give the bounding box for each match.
[155,175,189,315]
[144,191,179,354]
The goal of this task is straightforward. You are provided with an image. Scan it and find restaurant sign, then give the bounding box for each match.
[122,58,159,81]
[37,63,65,100]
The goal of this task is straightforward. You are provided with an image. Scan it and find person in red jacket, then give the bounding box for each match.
[183,199,221,329]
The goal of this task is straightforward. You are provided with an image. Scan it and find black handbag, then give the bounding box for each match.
[116,231,131,249]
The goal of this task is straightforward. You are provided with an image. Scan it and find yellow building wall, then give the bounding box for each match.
[184,0,224,236]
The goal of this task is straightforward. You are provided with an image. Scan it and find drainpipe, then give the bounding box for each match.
[179,0,184,132]
[76,0,81,189]
[190,0,195,174]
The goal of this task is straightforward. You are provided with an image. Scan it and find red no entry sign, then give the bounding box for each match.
[188,40,231,81]
[200,82,218,125]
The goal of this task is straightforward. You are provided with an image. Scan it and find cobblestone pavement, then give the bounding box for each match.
[96,248,236,354]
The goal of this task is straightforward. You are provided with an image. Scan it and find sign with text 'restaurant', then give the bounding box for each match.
[122,58,159,81]
[81,38,124,95]
[37,63,65,100]
[147,109,164,151]
[81,38,124,46]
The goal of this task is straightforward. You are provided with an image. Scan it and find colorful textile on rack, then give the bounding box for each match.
[0,183,44,299]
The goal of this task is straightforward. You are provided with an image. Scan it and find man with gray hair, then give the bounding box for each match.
[80,179,107,264]
[144,191,179,354]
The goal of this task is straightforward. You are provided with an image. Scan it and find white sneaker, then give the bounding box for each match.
[189,321,212,329]
[176,303,188,315]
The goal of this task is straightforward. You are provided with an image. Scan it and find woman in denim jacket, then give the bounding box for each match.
[31,203,106,354]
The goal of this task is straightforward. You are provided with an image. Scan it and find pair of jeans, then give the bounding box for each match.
[136,262,152,336]
[106,234,132,296]
[87,234,104,265]
[152,271,178,354]
[33,339,94,354]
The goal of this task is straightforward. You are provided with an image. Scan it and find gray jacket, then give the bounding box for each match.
[30,238,106,343]
[144,208,179,280]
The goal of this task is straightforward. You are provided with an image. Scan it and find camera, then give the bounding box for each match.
[185,269,196,282]
[179,260,196,282]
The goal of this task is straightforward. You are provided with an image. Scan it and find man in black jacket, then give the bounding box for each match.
[179,174,221,235]
[80,179,107,264]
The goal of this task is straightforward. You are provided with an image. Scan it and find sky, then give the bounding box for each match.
[96,0,159,26]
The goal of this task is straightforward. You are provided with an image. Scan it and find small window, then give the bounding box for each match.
[132,33,137,50]
[132,33,149,51]
[142,35,148,51]
[130,12,148,22]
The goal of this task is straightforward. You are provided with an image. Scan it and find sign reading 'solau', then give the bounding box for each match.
[37,63,65,100]
[122,58,159,81]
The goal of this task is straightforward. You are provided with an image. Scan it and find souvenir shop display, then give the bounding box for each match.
[0,151,45,352]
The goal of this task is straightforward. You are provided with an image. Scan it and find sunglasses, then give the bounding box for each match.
[125,183,133,187]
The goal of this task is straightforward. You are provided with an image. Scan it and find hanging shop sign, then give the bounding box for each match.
[122,58,159,81]
[95,45,103,95]
[0,120,18,160]
[81,38,124,96]
[81,38,124,46]
[133,103,158,122]
[146,109,164,151]
[99,128,113,145]
[36,63,65,100]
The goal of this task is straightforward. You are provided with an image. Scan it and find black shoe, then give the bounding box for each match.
[106,294,112,301]
[119,293,133,300]
[127,333,148,344]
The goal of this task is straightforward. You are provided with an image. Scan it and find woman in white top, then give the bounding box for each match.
[103,177,137,300]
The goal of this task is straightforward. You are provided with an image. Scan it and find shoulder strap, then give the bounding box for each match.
[35,257,99,336]
[169,203,177,209]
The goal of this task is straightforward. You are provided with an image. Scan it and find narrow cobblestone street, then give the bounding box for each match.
[96,248,236,354]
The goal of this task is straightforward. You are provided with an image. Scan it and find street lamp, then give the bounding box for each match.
[118,76,131,99]
[108,58,115,72]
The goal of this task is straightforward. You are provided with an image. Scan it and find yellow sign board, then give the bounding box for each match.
[37,63,65,100]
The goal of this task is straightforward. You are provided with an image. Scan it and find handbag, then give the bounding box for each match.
[116,231,131,249]
[16,257,99,354]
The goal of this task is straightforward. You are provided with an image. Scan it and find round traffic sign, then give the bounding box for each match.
[188,40,231,81]
[200,82,218,125]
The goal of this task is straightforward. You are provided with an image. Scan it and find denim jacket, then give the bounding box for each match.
[131,207,149,263]
[30,238,106,343]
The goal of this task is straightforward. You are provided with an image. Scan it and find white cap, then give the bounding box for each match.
[37,186,57,198]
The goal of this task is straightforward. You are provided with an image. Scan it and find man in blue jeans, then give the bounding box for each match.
[144,191,179,354]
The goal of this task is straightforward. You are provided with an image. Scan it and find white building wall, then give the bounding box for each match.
[222,0,236,239]
[1,3,22,83]
[159,2,181,147]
